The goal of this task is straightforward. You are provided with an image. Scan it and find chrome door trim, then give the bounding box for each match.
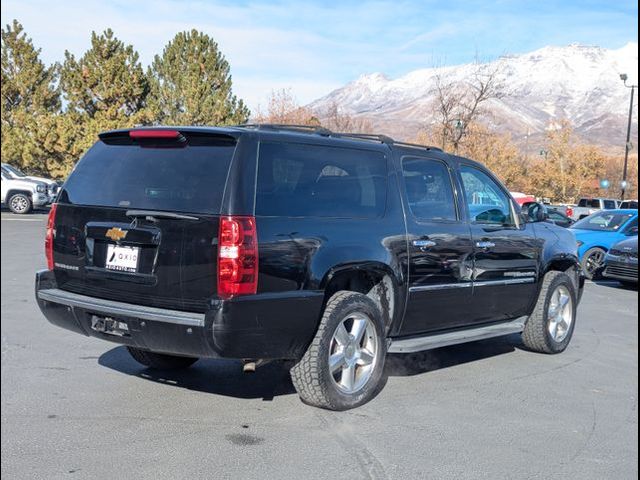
[473,277,536,287]
[409,283,473,292]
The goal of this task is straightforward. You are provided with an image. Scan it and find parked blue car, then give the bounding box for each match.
[570,209,638,279]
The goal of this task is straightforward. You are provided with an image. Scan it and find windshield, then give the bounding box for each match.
[571,211,635,232]
[2,164,26,178]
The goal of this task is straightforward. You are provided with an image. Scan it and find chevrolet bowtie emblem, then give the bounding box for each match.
[105,227,128,242]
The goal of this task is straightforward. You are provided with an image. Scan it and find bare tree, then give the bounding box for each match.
[430,60,504,152]
[253,88,319,126]
[321,101,373,133]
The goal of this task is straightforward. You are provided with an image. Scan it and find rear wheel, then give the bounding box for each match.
[126,347,198,369]
[290,291,386,410]
[8,193,32,214]
[581,247,606,280]
[522,271,577,354]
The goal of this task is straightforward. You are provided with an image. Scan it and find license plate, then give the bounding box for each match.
[105,244,140,273]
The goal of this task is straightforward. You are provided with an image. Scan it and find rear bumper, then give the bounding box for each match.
[36,270,324,360]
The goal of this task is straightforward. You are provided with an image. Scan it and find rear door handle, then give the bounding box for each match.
[412,239,437,249]
[476,241,496,249]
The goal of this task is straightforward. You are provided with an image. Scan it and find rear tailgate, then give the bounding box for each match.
[52,130,237,312]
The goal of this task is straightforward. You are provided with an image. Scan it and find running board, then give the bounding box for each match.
[388,318,525,354]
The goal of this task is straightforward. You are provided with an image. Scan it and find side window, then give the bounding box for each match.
[256,142,387,218]
[401,157,457,221]
[589,199,601,208]
[603,200,617,209]
[578,199,587,207]
[460,165,514,225]
[624,217,638,233]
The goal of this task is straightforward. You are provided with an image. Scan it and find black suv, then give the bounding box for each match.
[36,125,585,410]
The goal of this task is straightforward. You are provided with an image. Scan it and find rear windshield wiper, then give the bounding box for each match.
[126,210,200,221]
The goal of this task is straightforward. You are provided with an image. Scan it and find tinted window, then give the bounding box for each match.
[578,199,587,207]
[402,157,456,221]
[61,139,235,214]
[460,165,514,225]
[589,199,601,208]
[603,200,617,209]
[256,142,387,218]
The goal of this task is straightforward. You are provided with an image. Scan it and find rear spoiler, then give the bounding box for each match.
[98,129,237,147]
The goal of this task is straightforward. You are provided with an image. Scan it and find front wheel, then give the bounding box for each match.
[8,193,32,214]
[581,247,606,280]
[522,271,577,354]
[290,291,387,410]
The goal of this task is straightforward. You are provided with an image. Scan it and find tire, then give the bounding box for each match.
[126,347,198,369]
[8,193,32,214]
[581,247,606,280]
[290,291,387,410]
[522,271,577,354]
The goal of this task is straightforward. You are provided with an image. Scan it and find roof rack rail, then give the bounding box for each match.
[393,140,443,152]
[232,123,442,151]
[233,123,332,136]
[332,133,442,152]
[331,132,395,144]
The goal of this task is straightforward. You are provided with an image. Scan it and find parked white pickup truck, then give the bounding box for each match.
[571,197,620,220]
[1,163,59,204]
[1,169,50,214]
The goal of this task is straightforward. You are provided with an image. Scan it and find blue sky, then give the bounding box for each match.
[2,0,638,110]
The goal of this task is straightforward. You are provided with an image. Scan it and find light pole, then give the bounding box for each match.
[620,73,637,200]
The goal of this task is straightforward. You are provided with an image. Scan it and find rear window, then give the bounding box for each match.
[61,139,235,214]
[256,142,387,218]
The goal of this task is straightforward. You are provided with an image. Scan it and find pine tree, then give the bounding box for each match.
[147,29,249,125]
[61,28,148,120]
[1,20,60,122]
[60,28,150,159]
[1,19,62,175]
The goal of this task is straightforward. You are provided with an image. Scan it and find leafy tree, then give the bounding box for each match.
[528,120,607,202]
[1,20,62,175]
[147,30,249,125]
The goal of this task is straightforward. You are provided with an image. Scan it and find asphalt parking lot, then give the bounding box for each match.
[1,211,638,480]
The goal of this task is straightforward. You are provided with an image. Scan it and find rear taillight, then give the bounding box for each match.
[566,207,573,218]
[45,203,58,270]
[217,216,258,299]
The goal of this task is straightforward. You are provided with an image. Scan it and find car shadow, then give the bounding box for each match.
[98,335,520,401]
[98,346,297,401]
[592,279,638,291]
[385,334,518,377]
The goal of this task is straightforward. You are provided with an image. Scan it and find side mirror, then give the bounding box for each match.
[521,202,549,223]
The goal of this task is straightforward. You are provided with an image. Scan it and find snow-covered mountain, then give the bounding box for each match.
[309,43,638,150]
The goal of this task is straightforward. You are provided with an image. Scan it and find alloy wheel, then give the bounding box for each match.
[328,312,378,394]
[547,285,573,342]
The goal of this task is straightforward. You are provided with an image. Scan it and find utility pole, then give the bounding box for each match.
[620,73,637,201]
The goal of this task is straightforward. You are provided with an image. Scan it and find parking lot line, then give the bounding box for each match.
[1,217,45,222]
